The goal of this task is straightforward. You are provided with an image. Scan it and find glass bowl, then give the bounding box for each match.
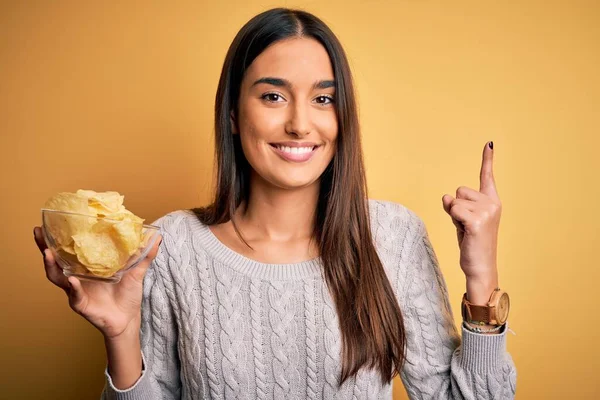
[41,208,161,283]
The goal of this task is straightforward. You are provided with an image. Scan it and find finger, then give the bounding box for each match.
[67,276,88,315]
[442,194,453,214]
[479,141,499,199]
[448,203,472,225]
[453,198,477,212]
[442,195,476,213]
[33,226,48,254]
[455,186,483,202]
[42,248,70,292]
[129,235,163,282]
[443,195,472,223]
[147,234,162,260]
[442,195,467,236]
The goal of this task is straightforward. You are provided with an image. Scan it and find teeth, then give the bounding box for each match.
[275,145,314,154]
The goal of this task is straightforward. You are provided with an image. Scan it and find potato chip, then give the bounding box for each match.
[43,192,96,249]
[44,190,146,278]
[44,192,89,214]
[76,189,125,216]
[56,248,88,274]
[62,243,76,255]
[72,230,128,275]
[112,218,144,256]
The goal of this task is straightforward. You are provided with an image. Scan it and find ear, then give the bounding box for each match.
[230,110,238,134]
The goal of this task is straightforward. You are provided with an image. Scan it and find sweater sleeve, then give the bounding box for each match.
[100,221,182,399]
[399,218,517,399]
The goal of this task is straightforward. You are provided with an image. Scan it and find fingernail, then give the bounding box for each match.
[488,141,494,150]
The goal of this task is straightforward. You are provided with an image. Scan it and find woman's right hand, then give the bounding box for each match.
[33,226,162,340]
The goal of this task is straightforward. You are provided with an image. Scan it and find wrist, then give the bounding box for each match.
[466,276,499,305]
[463,320,504,334]
[103,315,141,343]
[104,326,143,390]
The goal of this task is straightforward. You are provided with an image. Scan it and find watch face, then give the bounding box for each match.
[497,293,510,323]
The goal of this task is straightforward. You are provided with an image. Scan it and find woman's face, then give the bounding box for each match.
[234,37,338,190]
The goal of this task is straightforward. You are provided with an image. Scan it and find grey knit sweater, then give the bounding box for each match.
[101,199,517,399]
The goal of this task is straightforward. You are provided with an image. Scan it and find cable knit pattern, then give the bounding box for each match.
[250,280,268,399]
[167,214,205,399]
[351,374,362,400]
[269,281,301,398]
[216,263,249,398]
[101,199,517,400]
[193,240,222,399]
[304,279,319,399]
[322,278,343,400]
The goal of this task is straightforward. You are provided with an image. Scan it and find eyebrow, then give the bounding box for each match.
[251,77,335,90]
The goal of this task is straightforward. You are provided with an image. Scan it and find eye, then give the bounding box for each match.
[314,95,335,105]
[261,92,285,103]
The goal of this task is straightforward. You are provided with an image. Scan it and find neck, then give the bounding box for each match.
[236,173,319,242]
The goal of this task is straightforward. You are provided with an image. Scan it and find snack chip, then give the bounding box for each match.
[43,190,145,277]
[77,190,125,215]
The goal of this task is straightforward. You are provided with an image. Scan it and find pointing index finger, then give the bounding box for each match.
[479,141,499,198]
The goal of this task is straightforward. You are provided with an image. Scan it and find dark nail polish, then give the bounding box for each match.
[488,141,493,150]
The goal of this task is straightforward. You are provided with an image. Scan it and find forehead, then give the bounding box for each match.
[244,37,334,86]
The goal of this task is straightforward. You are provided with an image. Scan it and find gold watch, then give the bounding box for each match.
[461,287,510,326]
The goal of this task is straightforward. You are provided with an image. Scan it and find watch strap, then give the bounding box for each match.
[466,302,491,323]
[461,289,500,324]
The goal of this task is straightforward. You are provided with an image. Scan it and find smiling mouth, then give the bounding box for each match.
[268,143,319,154]
[268,143,321,162]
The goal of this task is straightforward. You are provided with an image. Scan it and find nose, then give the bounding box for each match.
[285,101,311,137]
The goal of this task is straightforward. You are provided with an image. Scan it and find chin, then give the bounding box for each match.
[267,172,321,190]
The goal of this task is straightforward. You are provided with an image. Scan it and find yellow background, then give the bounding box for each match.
[1,1,598,398]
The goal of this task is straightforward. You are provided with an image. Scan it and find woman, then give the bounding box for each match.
[34,7,517,399]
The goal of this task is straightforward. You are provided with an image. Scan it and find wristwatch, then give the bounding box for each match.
[461,287,510,326]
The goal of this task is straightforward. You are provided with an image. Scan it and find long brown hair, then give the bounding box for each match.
[191,7,406,387]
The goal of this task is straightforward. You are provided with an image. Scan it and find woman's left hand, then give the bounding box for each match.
[441,141,501,283]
